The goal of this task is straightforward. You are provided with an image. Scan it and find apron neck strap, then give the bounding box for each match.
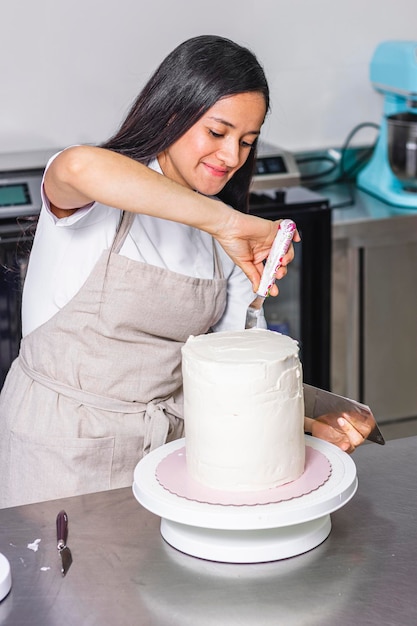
[112,211,225,281]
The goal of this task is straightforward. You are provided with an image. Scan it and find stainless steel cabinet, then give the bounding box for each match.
[331,188,417,423]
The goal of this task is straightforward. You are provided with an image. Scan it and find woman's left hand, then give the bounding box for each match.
[304,411,374,454]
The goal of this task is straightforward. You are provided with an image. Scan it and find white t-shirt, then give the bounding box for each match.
[21,155,266,337]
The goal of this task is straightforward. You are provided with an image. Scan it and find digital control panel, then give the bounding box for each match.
[252,148,300,190]
[0,172,42,218]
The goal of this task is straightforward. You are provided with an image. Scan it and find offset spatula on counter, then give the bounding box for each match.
[56,510,73,577]
[245,219,297,329]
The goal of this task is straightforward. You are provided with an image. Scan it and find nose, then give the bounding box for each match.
[217,139,241,168]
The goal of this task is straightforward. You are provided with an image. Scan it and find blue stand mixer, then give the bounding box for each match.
[357,41,417,209]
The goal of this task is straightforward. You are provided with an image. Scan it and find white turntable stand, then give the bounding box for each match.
[133,436,357,563]
[0,553,12,601]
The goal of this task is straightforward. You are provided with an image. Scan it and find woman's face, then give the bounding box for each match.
[158,91,266,196]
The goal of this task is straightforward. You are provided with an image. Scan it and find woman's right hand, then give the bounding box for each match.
[213,210,300,294]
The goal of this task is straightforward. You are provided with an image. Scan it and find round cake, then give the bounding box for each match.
[181,328,305,492]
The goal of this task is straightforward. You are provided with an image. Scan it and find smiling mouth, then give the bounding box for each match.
[204,163,229,177]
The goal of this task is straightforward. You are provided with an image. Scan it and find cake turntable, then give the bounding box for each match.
[132,436,357,563]
[0,553,12,601]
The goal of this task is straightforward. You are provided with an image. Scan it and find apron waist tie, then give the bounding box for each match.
[18,355,183,452]
[19,355,144,413]
[143,401,183,454]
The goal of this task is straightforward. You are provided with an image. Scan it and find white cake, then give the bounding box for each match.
[181,328,305,492]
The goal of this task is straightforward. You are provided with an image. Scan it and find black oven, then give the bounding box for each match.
[0,169,42,388]
[0,219,34,386]
[249,186,331,390]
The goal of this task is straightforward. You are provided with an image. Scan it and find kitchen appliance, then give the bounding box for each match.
[249,157,331,390]
[251,145,301,190]
[132,436,357,563]
[0,165,43,387]
[0,171,43,219]
[357,40,417,208]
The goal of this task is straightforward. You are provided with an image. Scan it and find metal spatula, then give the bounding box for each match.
[246,219,296,329]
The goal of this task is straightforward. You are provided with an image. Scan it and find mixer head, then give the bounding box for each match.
[370,40,417,103]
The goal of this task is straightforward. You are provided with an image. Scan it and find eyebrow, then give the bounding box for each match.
[207,116,261,136]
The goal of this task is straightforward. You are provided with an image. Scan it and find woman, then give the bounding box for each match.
[0,36,367,508]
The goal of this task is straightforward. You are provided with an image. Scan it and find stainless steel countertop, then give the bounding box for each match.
[329,183,417,244]
[0,437,416,626]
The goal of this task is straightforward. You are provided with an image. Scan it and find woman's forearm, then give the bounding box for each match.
[44,145,234,236]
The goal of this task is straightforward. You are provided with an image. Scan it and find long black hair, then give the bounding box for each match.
[101,35,270,212]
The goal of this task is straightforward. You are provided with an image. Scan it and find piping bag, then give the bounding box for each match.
[245,219,296,329]
[245,219,385,445]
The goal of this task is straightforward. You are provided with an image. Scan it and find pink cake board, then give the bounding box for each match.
[156,446,332,507]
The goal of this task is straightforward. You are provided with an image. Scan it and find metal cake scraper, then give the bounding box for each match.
[245,219,297,329]
[303,383,385,445]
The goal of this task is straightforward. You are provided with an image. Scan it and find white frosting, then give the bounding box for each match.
[182,328,305,492]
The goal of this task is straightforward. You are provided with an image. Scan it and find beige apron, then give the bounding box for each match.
[0,211,227,507]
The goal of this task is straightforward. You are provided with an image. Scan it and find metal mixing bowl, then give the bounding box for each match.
[387,112,417,190]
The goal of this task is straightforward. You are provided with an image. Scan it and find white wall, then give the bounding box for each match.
[1,0,416,156]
